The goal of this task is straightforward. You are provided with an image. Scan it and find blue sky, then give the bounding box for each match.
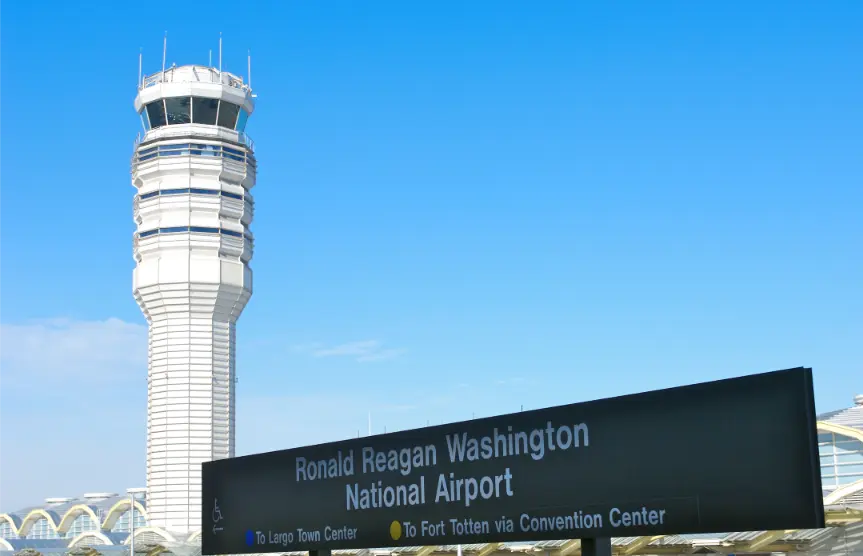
[1,0,861,511]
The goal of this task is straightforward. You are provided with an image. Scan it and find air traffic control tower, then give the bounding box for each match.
[131,62,256,533]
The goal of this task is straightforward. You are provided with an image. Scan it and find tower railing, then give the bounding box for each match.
[140,66,251,93]
[134,128,254,151]
[132,142,257,168]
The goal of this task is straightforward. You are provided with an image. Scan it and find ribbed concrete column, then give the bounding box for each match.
[144,311,239,532]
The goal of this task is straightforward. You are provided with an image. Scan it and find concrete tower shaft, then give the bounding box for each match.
[131,64,256,533]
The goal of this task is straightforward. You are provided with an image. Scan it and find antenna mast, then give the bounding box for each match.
[161,32,167,74]
[138,48,143,88]
[219,32,223,76]
[248,49,252,89]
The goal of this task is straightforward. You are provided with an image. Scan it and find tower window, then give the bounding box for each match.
[217,102,240,129]
[136,226,250,239]
[135,187,252,203]
[140,98,247,131]
[193,98,219,125]
[140,109,151,131]
[236,109,250,132]
[165,97,192,125]
[146,101,167,128]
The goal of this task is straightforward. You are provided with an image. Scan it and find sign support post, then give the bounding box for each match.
[581,538,611,556]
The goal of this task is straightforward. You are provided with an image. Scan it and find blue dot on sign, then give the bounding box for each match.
[246,531,254,546]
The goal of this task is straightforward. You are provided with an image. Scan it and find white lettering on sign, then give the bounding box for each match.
[519,511,604,532]
[346,477,427,510]
[361,444,438,476]
[324,526,357,541]
[435,468,514,507]
[296,450,355,482]
[446,422,589,463]
[609,507,667,527]
[289,419,593,512]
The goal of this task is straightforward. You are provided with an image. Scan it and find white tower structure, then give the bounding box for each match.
[131,61,256,533]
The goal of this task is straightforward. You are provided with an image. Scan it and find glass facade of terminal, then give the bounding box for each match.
[65,514,98,538]
[0,521,17,539]
[110,509,147,533]
[27,518,59,540]
[818,432,863,487]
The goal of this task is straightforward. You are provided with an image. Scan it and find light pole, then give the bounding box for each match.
[127,488,145,556]
[130,492,135,556]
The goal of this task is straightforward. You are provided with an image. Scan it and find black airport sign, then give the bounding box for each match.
[202,367,824,555]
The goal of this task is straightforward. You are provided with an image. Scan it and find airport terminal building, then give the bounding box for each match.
[2,396,861,556]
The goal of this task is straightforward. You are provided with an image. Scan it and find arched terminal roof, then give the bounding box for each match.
[0,493,146,539]
[67,532,118,549]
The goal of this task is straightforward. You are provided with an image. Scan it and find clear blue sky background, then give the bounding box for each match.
[1,1,861,511]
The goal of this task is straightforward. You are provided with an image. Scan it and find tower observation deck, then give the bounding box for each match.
[131,64,256,533]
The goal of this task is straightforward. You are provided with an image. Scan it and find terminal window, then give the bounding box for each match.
[27,518,59,540]
[65,514,98,538]
[819,432,863,488]
[0,522,18,539]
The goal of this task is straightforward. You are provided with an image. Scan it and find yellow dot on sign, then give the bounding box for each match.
[390,520,402,541]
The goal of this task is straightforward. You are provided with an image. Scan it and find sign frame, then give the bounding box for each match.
[202,367,824,555]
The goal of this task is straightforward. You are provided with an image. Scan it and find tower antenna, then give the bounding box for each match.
[209,49,212,67]
[248,49,252,89]
[161,32,167,74]
[138,48,143,88]
[219,32,223,76]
